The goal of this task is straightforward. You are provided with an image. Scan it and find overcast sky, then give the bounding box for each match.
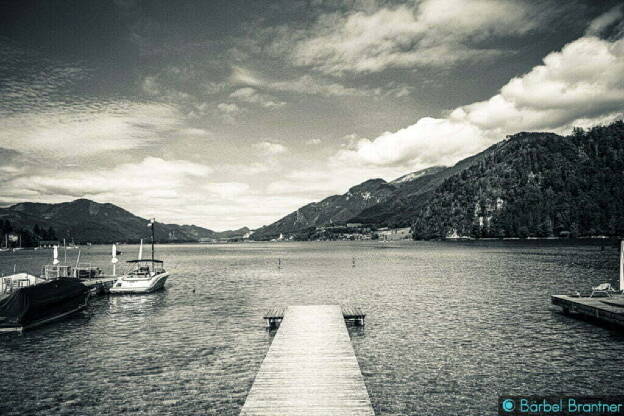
[0,0,623,230]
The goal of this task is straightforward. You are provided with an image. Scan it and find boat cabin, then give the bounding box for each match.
[126,259,165,277]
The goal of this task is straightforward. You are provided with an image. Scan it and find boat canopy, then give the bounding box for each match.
[0,279,88,329]
[127,259,163,263]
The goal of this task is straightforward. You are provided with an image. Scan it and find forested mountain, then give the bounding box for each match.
[254,120,624,241]
[350,151,497,227]
[251,179,396,240]
[0,199,236,244]
[409,121,624,239]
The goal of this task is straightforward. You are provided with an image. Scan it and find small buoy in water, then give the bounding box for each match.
[192,289,196,294]
[352,257,355,267]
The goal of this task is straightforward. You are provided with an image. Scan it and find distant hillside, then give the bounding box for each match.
[253,120,624,240]
[351,147,503,227]
[409,121,624,239]
[0,199,243,244]
[251,179,396,240]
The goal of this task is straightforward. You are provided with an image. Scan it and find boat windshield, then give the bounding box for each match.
[127,260,165,276]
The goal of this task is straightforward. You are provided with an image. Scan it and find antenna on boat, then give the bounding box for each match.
[111,243,118,276]
[148,218,155,269]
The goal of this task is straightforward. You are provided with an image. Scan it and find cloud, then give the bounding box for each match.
[288,0,547,75]
[0,152,297,230]
[217,103,240,113]
[252,141,288,155]
[0,102,184,157]
[229,65,263,87]
[228,66,370,97]
[585,4,624,37]
[3,157,212,198]
[335,117,487,167]
[203,182,250,199]
[306,138,322,145]
[178,127,212,137]
[230,87,286,108]
[334,35,624,168]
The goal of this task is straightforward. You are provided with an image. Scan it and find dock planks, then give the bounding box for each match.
[241,305,374,416]
[552,294,624,328]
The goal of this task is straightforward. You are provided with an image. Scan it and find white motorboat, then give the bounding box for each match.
[110,219,170,294]
[109,259,170,294]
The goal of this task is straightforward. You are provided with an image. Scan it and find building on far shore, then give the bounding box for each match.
[38,240,60,248]
[378,227,412,241]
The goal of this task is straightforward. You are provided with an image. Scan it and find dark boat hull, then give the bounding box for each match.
[0,279,89,333]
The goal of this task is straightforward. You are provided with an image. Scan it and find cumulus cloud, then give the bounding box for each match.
[289,0,547,75]
[253,141,288,155]
[334,35,624,168]
[0,102,184,157]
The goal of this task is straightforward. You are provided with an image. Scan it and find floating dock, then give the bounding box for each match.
[551,295,624,328]
[263,304,365,329]
[242,305,374,416]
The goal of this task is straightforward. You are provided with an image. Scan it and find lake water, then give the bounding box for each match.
[1,241,623,415]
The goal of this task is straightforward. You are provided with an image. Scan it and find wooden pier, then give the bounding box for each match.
[263,304,365,329]
[552,295,624,328]
[81,276,118,295]
[242,305,374,416]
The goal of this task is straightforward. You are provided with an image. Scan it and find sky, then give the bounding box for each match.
[0,0,623,230]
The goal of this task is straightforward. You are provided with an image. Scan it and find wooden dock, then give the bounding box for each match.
[263,304,365,329]
[552,294,624,328]
[242,305,374,416]
[81,276,118,295]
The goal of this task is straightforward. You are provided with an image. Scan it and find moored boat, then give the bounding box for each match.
[109,259,170,294]
[110,219,171,294]
[0,278,89,333]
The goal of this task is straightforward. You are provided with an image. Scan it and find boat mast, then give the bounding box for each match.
[151,218,155,269]
[620,240,623,291]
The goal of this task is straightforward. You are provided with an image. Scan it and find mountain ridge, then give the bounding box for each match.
[0,198,247,244]
[251,178,397,240]
[253,120,624,239]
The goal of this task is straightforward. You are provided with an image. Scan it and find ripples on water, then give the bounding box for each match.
[1,241,623,415]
